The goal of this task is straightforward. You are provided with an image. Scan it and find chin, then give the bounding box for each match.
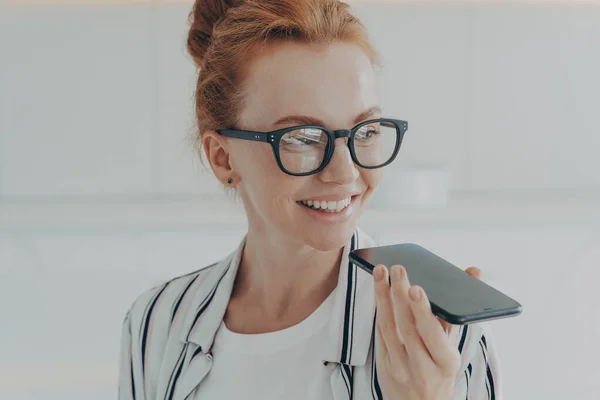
[297,221,357,252]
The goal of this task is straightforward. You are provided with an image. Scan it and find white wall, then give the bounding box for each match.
[1,1,600,399]
[2,2,600,199]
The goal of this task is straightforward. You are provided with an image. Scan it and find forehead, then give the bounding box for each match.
[239,41,379,130]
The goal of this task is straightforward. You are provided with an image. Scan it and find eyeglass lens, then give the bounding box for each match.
[278,121,399,174]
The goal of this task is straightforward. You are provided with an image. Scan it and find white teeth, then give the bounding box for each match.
[299,196,353,212]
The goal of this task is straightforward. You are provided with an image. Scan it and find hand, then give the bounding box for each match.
[373,264,482,400]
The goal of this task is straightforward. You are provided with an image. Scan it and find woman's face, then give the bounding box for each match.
[228,41,383,251]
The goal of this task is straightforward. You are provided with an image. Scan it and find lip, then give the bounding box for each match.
[297,192,362,203]
[297,194,360,224]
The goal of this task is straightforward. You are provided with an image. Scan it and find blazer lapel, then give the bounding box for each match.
[167,236,246,400]
[171,343,213,400]
[329,363,354,400]
[323,227,379,400]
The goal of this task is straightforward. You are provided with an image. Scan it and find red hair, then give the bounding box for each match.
[186,0,379,161]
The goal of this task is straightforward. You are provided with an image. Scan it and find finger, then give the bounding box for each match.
[376,317,410,384]
[373,265,407,360]
[437,316,461,346]
[389,265,430,361]
[465,266,481,280]
[447,321,460,340]
[436,316,453,335]
[436,314,463,335]
[409,285,461,374]
[375,312,388,358]
[447,323,463,348]
[373,266,390,358]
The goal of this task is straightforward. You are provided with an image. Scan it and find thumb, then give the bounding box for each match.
[465,266,482,280]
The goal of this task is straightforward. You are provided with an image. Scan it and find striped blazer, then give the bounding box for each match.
[119,227,501,400]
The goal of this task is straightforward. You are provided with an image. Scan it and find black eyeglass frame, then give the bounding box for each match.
[217,118,408,177]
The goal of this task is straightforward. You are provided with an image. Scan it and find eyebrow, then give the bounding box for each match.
[272,106,382,129]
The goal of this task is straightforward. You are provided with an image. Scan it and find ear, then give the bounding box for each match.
[202,130,240,184]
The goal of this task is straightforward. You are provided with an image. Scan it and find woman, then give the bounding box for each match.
[119,0,500,399]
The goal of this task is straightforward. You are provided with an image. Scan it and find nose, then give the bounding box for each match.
[318,137,359,184]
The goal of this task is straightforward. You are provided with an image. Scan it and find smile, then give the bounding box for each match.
[296,195,358,214]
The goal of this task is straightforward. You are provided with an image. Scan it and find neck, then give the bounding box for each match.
[232,226,342,319]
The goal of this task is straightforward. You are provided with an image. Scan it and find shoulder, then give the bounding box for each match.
[119,262,225,398]
[123,262,220,344]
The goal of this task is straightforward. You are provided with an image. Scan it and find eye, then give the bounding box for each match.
[292,136,313,145]
[356,125,380,139]
[281,128,325,146]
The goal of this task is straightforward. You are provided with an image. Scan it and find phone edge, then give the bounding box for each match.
[349,249,524,325]
[348,251,376,275]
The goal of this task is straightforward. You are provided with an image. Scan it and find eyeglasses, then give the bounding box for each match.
[217,118,408,176]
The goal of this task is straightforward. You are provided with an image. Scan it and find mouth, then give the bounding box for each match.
[296,195,359,214]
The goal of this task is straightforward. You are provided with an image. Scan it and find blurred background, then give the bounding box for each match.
[1,0,599,398]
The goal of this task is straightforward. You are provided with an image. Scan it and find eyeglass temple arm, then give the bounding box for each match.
[218,129,268,142]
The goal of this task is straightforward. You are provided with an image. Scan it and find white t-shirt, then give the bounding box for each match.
[119,227,502,400]
[195,289,337,399]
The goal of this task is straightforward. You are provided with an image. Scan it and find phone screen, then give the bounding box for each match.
[350,243,522,324]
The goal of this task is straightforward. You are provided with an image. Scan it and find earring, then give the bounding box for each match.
[227,178,233,184]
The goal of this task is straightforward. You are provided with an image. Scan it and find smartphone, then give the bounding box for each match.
[349,243,523,325]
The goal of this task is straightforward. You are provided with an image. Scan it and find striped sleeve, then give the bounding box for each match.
[118,283,167,400]
[119,309,141,400]
[117,272,204,400]
[453,323,502,400]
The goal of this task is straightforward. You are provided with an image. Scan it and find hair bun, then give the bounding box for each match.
[187,0,244,67]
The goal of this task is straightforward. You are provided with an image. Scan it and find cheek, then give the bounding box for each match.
[232,142,273,176]
[233,143,297,201]
[246,171,303,222]
[360,170,382,206]
[362,169,383,190]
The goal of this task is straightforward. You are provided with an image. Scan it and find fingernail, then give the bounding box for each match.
[409,286,422,301]
[374,265,383,280]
